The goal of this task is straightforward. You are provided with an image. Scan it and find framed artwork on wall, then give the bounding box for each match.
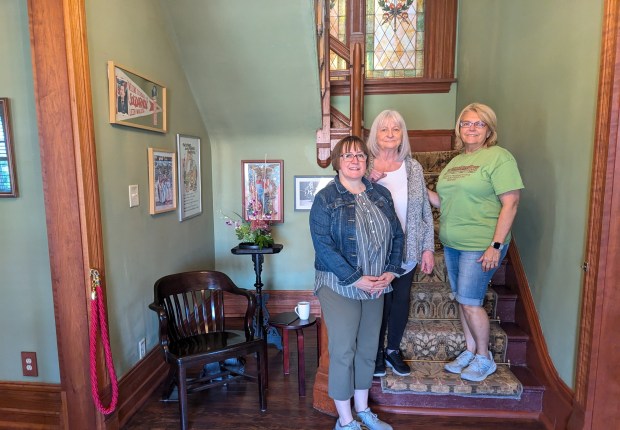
[107,61,167,133]
[176,134,202,221]
[293,175,333,211]
[148,148,177,215]
[241,159,283,222]
[0,98,18,197]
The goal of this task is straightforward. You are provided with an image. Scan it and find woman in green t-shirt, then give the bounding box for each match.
[428,103,524,382]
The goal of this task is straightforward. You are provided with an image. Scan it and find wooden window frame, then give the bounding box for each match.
[329,0,457,95]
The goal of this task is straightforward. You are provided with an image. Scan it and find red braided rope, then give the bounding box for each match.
[89,285,119,415]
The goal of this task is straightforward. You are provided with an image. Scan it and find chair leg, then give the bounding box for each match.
[178,365,189,430]
[162,366,176,400]
[257,349,267,411]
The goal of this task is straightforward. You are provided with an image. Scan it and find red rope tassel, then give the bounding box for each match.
[89,285,119,415]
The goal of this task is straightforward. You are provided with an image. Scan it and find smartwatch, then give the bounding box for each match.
[490,241,505,250]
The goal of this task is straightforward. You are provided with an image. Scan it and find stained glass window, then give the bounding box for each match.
[366,0,424,78]
[329,0,348,78]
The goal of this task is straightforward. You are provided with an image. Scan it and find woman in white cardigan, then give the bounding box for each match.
[367,109,435,377]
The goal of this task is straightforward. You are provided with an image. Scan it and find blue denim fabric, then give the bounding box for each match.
[443,245,509,306]
[309,175,405,286]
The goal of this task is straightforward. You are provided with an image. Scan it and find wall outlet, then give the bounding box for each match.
[21,351,38,377]
[138,338,146,359]
[129,184,139,208]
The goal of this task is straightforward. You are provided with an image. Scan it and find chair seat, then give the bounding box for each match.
[168,330,260,358]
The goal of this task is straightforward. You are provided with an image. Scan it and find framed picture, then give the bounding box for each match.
[177,134,202,221]
[148,148,177,215]
[294,175,333,211]
[0,98,18,197]
[241,159,283,222]
[107,61,167,133]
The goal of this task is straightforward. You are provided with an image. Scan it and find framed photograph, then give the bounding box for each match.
[241,159,283,222]
[0,98,18,197]
[107,61,167,133]
[148,148,177,215]
[294,175,333,211]
[177,134,202,221]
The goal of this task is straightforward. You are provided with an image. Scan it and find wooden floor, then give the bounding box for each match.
[122,327,545,430]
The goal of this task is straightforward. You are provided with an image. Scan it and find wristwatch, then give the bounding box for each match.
[490,241,505,250]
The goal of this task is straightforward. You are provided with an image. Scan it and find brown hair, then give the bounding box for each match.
[331,136,368,171]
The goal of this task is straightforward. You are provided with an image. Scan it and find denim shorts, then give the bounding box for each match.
[443,245,509,306]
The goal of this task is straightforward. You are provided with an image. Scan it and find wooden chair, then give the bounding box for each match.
[149,270,267,430]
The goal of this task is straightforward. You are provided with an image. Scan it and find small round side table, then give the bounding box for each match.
[268,312,321,397]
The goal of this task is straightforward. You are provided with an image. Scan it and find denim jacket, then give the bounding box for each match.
[309,175,405,286]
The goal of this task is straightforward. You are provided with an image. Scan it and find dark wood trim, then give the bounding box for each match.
[425,0,458,80]
[224,290,322,318]
[505,243,574,429]
[0,382,62,429]
[570,0,620,428]
[28,0,111,428]
[330,78,455,95]
[409,129,455,152]
[115,349,168,428]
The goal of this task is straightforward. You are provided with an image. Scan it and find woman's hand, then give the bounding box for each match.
[354,273,394,296]
[477,247,501,272]
[420,250,435,274]
[368,168,387,183]
[427,189,440,208]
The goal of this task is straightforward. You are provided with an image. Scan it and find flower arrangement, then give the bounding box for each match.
[223,212,274,249]
[378,0,414,25]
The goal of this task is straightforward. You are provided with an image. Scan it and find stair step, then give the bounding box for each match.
[494,285,518,323]
[370,363,544,413]
[410,283,498,320]
[400,320,508,363]
[502,322,529,366]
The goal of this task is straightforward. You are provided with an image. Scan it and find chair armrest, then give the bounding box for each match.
[148,302,170,348]
[225,286,257,340]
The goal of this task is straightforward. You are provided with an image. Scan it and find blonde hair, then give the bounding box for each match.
[454,103,498,151]
[366,110,411,161]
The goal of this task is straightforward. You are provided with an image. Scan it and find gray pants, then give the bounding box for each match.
[317,286,384,400]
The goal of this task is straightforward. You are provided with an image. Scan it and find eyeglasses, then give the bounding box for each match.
[340,152,368,162]
[459,120,487,129]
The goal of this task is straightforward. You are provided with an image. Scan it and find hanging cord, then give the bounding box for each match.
[89,269,119,415]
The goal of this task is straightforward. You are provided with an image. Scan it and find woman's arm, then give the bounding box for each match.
[478,189,521,272]
[427,188,440,208]
[309,193,362,284]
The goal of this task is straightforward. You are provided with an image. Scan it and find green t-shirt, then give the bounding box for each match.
[437,145,524,251]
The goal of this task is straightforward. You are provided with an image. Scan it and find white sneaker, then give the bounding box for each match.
[460,351,497,382]
[444,350,475,374]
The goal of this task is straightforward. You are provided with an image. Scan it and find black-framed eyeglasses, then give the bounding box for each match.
[459,120,487,129]
[340,152,368,161]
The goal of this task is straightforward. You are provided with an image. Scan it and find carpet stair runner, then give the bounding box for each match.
[369,255,545,412]
[368,150,545,413]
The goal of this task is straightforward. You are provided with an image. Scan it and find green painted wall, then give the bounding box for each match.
[456,0,603,386]
[0,0,59,383]
[86,0,215,376]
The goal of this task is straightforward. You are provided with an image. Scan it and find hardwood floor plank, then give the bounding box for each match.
[123,326,544,430]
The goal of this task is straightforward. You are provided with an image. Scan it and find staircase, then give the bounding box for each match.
[369,255,545,416]
[368,150,545,418]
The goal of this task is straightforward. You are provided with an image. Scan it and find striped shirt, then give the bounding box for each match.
[315,191,394,300]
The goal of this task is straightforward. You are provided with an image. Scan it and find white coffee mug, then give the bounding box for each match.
[295,301,310,320]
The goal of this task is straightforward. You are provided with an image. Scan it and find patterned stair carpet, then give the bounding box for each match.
[378,254,523,399]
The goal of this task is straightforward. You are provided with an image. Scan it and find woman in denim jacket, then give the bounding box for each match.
[310,136,404,430]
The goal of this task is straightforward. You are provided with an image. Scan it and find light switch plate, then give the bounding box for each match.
[129,184,139,207]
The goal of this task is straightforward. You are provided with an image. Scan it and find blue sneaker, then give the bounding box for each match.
[334,419,362,430]
[356,408,393,430]
[444,350,475,374]
[460,351,497,382]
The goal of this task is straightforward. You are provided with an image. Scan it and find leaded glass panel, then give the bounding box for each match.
[329,0,348,75]
[365,0,424,78]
